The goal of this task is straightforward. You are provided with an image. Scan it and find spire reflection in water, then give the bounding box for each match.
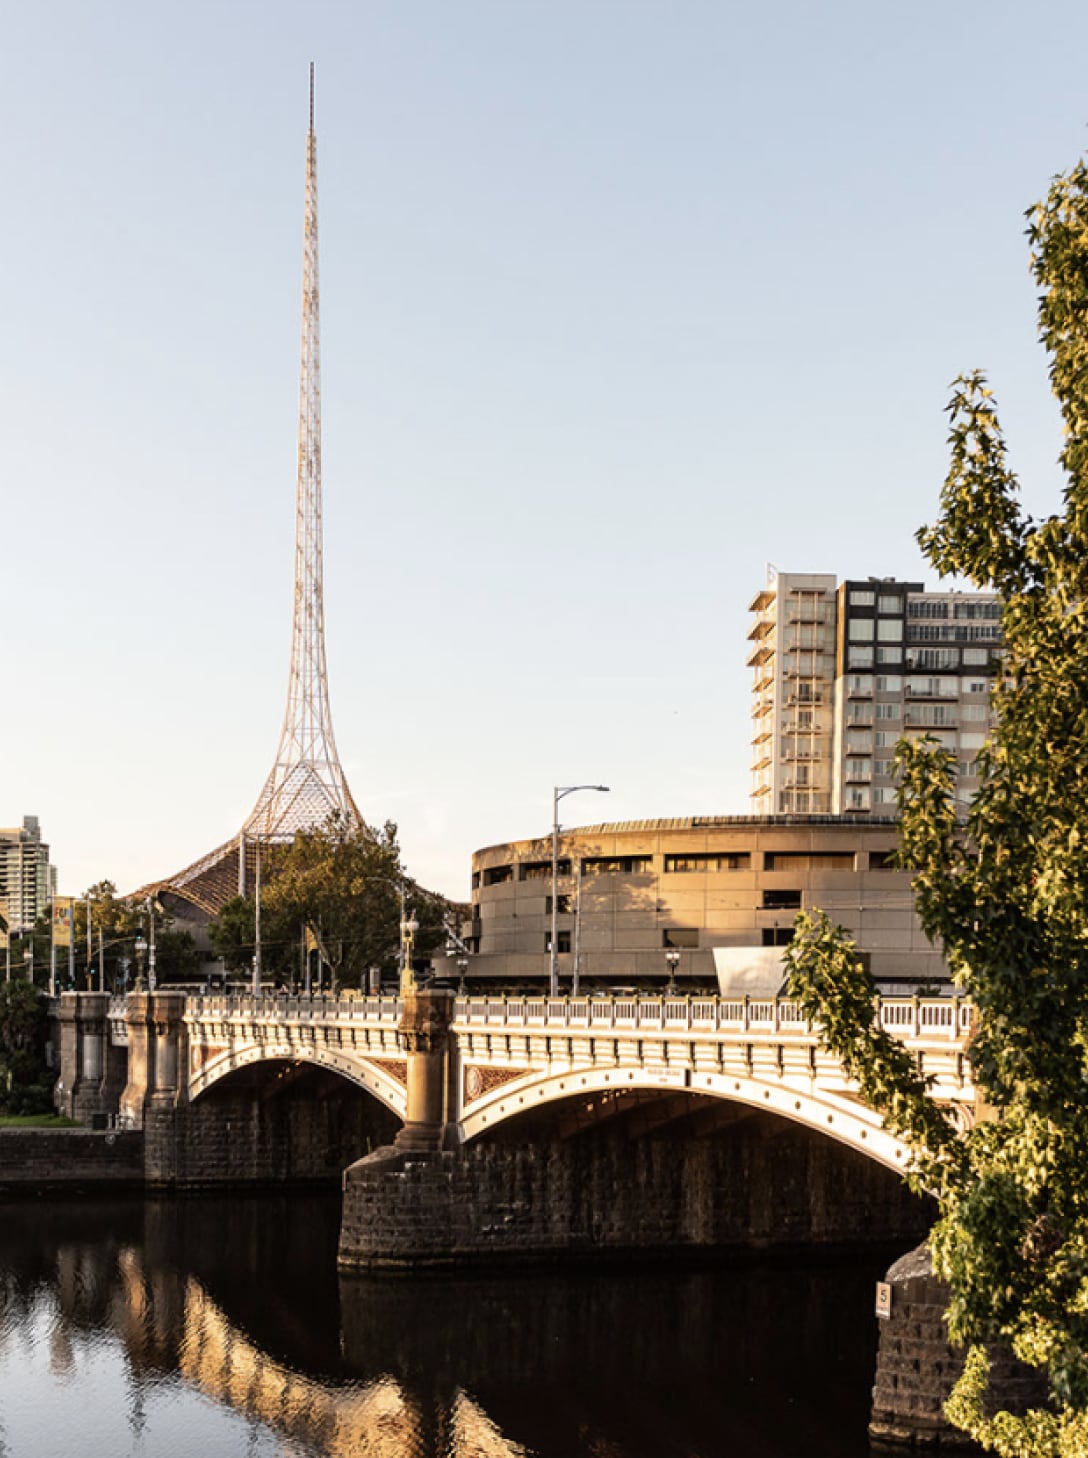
[0,1193,898,1457]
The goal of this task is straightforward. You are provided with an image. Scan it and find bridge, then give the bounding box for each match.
[54,986,976,1269]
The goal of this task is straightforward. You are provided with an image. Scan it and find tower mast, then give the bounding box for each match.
[244,63,361,841]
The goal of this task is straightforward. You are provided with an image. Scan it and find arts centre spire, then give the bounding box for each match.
[145,67,362,919]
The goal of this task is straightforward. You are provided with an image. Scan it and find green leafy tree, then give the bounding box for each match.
[0,981,52,1115]
[210,818,452,991]
[786,159,1088,1456]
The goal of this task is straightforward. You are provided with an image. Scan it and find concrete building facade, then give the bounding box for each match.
[749,572,1001,816]
[465,816,945,993]
[0,815,55,934]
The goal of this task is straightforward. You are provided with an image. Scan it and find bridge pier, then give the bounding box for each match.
[54,992,126,1123]
[119,992,189,1132]
[869,1243,1046,1447]
[394,987,459,1154]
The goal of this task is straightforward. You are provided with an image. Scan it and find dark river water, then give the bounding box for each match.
[0,1193,902,1458]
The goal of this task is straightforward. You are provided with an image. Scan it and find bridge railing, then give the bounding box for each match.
[168,990,972,1043]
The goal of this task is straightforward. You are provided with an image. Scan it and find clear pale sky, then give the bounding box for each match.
[2,1,1084,901]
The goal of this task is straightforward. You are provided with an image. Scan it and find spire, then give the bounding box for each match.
[243,66,361,841]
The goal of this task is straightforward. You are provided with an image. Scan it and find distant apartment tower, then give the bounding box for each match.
[749,573,1001,815]
[0,816,56,933]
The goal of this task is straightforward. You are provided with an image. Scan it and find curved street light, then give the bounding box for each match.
[551,784,610,997]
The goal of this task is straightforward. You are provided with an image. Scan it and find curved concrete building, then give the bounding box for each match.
[466,815,944,994]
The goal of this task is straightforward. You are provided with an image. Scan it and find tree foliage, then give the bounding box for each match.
[786,160,1088,1457]
[0,981,52,1115]
[209,818,452,990]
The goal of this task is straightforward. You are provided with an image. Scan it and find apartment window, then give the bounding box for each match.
[878,595,903,614]
[907,599,949,619]
[910,648,960,670]
[966,679,989,694]
[875,702,901,720]
[764,852,855,871]
[845,788,871,810]
[962,703,989,721]
[545,895,572,915]
[873,757,894,777]
[483,865,514,886]
[876,675,902,692]
[953,600,1000,619]
[581,856,653,875]
[847,647,874,668]
[849,590,876,606]
[471,871,481,889]
[663,928,699,949]
[872,787,898,805]
[847,702,873,725]
[876,646,903,664]
[545,931,571,953]
[871,850,899,870]
[762,927,795,947]
[846,674,873,695]
[963,648,990,666]
[877,619,903,642]
[762,889,802,909]
[664,853,750,873]
[846,729,873,752]
[874,731,894,748]
[845,758,872,782]
[849,618,875,641]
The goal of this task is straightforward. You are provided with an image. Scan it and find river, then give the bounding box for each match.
[0,1193,901,1458]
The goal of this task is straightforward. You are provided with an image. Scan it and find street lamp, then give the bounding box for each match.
[665,948,681,994]
[134,935,148,991]
[400,910,420,995]
[550,784,610,998]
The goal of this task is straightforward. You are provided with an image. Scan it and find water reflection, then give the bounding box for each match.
[0,1195,898,1457]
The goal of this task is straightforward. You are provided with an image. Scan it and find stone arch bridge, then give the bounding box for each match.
[55,987,976,1268]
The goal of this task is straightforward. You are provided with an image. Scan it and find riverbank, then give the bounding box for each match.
[0,1127,144,1193]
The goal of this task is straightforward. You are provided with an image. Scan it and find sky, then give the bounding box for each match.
[2,1,1086,902]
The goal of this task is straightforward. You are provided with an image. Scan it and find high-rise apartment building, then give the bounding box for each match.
[749,573,1001,816]
[0,816,56,933]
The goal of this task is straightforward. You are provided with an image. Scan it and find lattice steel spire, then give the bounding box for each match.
[244,64,361,841]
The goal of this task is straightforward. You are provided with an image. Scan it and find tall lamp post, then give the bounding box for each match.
[550,784,609,998]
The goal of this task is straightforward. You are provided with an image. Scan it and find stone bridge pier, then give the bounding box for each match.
[54,992,127,1123]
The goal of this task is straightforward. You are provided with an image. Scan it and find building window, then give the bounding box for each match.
[845,788,871,810]
[520,859,571,880]
[762,927,795,946]
[966,679,989,694]
[846,729,873,752]
[962,703,989,721]
[907,599,950,619]
[875,646,904,664]
[847,674,873,695]
[877,619,903,642]
[872,787,898,805]
[876,674,902,692]
[878,595,903,614]
[845,758,872,782]
[963,648,990,666]
[545,931,572,954]
[662,928,699,949]
[581,856,653,875]
[873,757,894,777]
[849,618,875,641]
[762,889,802,909]
[664,853,750,873]
[849,590,876,606]
[875,702,901,720]
[545,895,572,915]
[870,850,899,870]
[847,647,874,668]
[482,865,513,886]
[764,852,854,871]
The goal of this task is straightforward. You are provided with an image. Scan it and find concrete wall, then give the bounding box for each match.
[340,1113,932,1269]
[0,1129,144,1192]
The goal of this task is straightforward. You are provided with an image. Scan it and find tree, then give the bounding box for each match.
[209,817,453,990]
[0,980,52,1115]
[785,159,1088,1457]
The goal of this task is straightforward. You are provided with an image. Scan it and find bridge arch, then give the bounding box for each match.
[190,1043,407,1122]
[460,1065,911,1174]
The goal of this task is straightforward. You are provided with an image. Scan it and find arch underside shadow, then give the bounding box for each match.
[461,1065,912,1173]
[189,1044,407,1121]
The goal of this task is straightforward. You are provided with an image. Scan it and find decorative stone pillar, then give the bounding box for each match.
[54,992,111,1123]
[395,988,456,1153]
[119,992,190,1129]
